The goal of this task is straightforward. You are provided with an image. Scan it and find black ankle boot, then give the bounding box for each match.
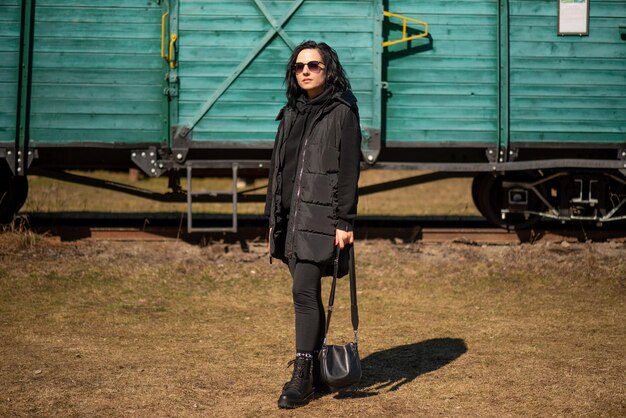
[277,355,314,409]
[312,352,331,394]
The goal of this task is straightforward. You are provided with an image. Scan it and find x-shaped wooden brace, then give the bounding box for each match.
[184,0,304,133]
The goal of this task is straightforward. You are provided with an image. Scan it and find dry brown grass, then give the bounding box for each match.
[22,170,479,216]
[0,234,624,417]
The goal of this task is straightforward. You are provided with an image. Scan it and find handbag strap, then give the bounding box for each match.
[323,244,359,345]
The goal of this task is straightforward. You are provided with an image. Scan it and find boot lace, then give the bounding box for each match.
[284,357,309,390]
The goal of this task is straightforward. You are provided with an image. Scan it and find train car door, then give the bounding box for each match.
[166,0,382,159]
[27,0,168,152]
[0,1,23,168]
[381,0,500,159]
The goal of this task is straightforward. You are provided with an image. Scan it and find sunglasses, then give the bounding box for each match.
[294,61,325,74]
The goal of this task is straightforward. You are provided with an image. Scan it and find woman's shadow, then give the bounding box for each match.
[333,337,467,398]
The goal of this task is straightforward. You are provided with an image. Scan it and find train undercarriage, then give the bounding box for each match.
[2,158,626,230]
[471,170,626,230]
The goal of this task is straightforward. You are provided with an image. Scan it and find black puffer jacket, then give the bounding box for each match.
[265,90,361,270]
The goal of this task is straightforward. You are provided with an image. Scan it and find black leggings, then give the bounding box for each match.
[287,258,326,353]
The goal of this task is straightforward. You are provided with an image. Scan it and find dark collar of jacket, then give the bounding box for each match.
[275,89,358,122]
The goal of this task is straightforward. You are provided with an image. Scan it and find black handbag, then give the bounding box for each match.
[319,244,362,388]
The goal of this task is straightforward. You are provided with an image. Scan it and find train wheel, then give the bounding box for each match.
[472,172,542,230]
[0,166,29,224]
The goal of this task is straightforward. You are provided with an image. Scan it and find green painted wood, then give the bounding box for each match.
[177,0,380,144]
[180,1,374,17]
[510,0,626,18]
[0,1,20,144]
[30,114,161,130]
[511,120,625,133]
[180,61,374,78]
[36,0,161,6]
[511,70,626,85]
[510,58,626,71]
[388,83,497,95]
[30,99,161,115]
[509,0,626,144]
[510,132,625,143]
[30,52,162,69]
[28,0,165,146]
[511,97,626,109]
[383,1,498,145]
[32,69,163,85]
[387,130,496,143]
[29,129,160,143]
[180,31,374,47]
[510,84,626,97]
[34,22,162,39]
[512,108,626,122]
[179,46,375,63]
[388,68,496,83]
[33,38,161,53]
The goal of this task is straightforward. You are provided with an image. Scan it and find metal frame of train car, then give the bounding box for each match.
[1,0,625,230]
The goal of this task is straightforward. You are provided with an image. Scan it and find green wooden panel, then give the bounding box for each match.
[32,52,162,69]
[511,120,625,133]
[510,58,626,71]
[512,108,626,122]
[510,132,625,143]
[511,97,626,109]
[0,23,20,36]
[181,61,374,79]
[387,130,495,143]
[29,129,160,143]
[0,0,20,144]
[33,38,161,54]
[511,42,626,58]
[32,69,162,85]
[387,117,496,131]
[181,31,374,48]
[177,0,380,144]
[181,16,371,32]
[510,85,626,98]
[388,68,496,83]
[511,16,620,28]
[180,1,374,17]
[509,0,626,144]
[33,6,162,23]
[387,1,497,15]
[35,22,162,39]
[388,107,496,120]
[31,99,161,115]
[29,0,165,146]
[511,70,626,86]
[179,46,374,63]
[389,80,497,95]
[32,85,165,100]
[30,114,161,130]
[383,0,498,145]
[510,0,626,18]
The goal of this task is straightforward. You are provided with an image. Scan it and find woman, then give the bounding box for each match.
[264,40,362,409]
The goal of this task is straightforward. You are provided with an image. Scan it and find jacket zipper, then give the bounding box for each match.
[286,104,332,258]
[289,135,309,257]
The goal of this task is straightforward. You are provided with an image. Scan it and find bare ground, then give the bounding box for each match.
[0,232,624,417]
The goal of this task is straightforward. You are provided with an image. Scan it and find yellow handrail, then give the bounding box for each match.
[383,11,428,47]
[169,34,178,69]
[161,10,169,61]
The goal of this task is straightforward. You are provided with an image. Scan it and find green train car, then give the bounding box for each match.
[1,0,625,229]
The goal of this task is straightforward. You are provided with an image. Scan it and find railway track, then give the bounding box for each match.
[17,213,626,244]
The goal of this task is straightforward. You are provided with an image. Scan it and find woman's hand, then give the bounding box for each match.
[335,229,354,249]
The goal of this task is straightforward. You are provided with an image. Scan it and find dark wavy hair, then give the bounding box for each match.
[285,40,351,108]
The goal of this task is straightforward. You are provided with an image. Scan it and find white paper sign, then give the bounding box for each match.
[559,0,589,35]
